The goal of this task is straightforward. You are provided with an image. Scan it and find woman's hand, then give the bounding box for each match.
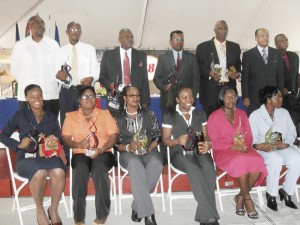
[275,142,289,150]
[44,135,58,145]
[77,138,90,149]
[255,143,274,152]
[198,141,212,154]
[17,137,31,149]
[177,134,188,146]
[230,144,249,153]
[88,147,104,159]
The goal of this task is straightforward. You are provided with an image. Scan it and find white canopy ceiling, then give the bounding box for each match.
[0,0,299,51]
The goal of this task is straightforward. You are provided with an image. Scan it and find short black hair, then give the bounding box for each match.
[24,84,43,96]
[218,86,238,106]
[259,85,280,104]
[78,85,96,99]
[170,30,183,40]
[166,84,191,113]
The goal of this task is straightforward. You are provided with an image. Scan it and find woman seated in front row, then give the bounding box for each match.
[162,85,220,225]
[249,85,300,211]
[62,86,118,225]
[0,84,66,225]
[115,86,163,225]
[208,86,267,219]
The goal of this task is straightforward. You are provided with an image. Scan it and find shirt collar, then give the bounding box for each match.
[175,104,195,116]
[257,45,268,53]
[120,47,132,55]
[214,38,226,48]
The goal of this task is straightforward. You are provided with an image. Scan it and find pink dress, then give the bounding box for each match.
[208,109,267,186]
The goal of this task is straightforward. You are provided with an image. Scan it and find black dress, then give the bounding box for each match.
[0,108,66,181]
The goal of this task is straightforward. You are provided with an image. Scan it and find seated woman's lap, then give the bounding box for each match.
[16,157,65,181]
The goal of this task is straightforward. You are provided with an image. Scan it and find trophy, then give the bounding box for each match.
[108,75,124,110]
[167,64,179,85]
[39,133,63,158]
[233,116,246,147]
[25,127,39,153]
[265,125,279,149]
[182,126,197,151]
[61,63,72,88]
[210,54,222,82]
[133,130,148,156]
[85,123,99,156]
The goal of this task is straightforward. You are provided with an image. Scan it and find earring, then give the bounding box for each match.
[124,102,127,110]
[139,103,142,109]
[27,101,30,109]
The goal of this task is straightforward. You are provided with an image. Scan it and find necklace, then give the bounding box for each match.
[126,109,138,115]
[180,111,190,115]
[84,113,93,119]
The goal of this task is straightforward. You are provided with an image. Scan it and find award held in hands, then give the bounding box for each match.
[133,117,148,156]
[85,123,99,156]
[61,63,72,88]
[108,75,124,110]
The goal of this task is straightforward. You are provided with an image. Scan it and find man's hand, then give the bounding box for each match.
[164,84,171,92]
[56,71,68,81]
[209,70,220,82]
[80,77,94,86]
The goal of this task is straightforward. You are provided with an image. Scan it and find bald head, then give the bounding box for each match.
[118,28,134,50]
[214,20,228,42]
[275,34,288,52]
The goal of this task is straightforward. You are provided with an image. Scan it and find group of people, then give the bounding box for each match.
[0,14,300,225]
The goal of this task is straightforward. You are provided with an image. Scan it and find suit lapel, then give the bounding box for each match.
[113,47,122,80]
[254,47,265,65]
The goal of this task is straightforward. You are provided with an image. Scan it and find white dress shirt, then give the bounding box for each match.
[11,36,60,101]
[56,41,100,84]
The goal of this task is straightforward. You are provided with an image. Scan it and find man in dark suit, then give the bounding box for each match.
[196,20,241,116]
[99,28,150,116]
[275,33,300,136]
[242,28,284,115]
[275,34,299,95]
[154,30,199,115]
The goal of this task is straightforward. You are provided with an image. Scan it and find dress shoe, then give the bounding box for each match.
[266,192,278,211]
[48,208,63,225]
[200,220,219,225]
[279,188,298,209]
[144,214,157,225]
[131,210,142,222]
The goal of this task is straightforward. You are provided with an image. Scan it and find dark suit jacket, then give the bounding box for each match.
[99,47,150,106]
[196,38,241,116]
[153,50,199,112]
[241,46,284,114]
[283,51,299,94]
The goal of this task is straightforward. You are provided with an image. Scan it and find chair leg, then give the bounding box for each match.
[159,174,166,212]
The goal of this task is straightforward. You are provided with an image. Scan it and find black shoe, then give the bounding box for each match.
[279,188,298,209]
[144,214,157,225]
[131,210,142,222]
[200,221,219,225]
[266,192,278,211]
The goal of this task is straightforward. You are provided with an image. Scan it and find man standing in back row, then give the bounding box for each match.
[242,28,284,115]
[99,28,150,117]
[196,20,241,117]
[11,15,60,116]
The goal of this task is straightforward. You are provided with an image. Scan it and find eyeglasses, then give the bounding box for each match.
[81,94,96,99]
[69,28,81,33]
[126,94,142,98]
[172,38,184,42]
[271,95,282,100]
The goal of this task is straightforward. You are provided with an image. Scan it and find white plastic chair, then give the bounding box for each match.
[117,145,165,214]
[166,146,194,215]
[69,148,117,217]
[1,139,70,225]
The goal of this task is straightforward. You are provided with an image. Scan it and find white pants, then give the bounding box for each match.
[258,147,300,196]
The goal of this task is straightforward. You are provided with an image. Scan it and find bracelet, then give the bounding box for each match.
[125,144,130,152]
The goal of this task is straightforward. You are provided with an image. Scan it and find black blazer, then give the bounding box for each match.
[99,47,150,106]
[153,50,199,112]
[196,38,241,115]
[241,46,284,114]
[283,51,299,94]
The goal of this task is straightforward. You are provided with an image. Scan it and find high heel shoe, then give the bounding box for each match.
[234,194,245,216]
[244,198,259,219]
[266,192,278,211]
[279,188,298,209]
[48,208,63,225]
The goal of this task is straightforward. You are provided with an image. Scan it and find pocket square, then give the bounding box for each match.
[138,62,143,67]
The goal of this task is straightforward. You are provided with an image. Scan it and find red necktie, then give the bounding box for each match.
[282,52,290,71]
[177,52,181,73]
[123,52,131,85]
